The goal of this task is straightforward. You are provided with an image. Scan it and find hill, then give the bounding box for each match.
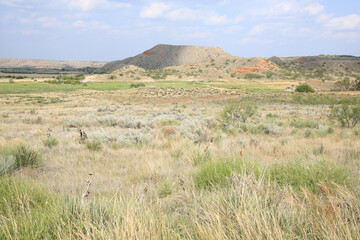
[0,58,107,69]
[269,55,360,72]
[97,44,231,73]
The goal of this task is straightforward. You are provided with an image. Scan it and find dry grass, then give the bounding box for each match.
[0,88,359,239]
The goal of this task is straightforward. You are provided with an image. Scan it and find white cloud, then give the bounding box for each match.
[333,31,360,42]
[166,8,197,21]
[326,14,360,30]
[140,2,228,25]
[19,16,63,28]
[72,20,110,30]
[204,14,229,25]
[140,2,171,19]
[0,0,33,8]
[248,24,265,36]
[251,1,324,18]
[68,0,131,12]
[239,37,273,44]
[303,3,324,15]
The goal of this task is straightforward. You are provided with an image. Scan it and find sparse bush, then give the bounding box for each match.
[190,150,211,166]
[329,103,360,128]
[336,77,351,90]
[86,139,102,151]
[42,136,59,148]
[295,84,315,93]
[304,129,314,138]
[244,73,263,79]
[157,179,173,197]
[0,144,42,176]
[249,124,279,135]
[219,100,257,128]
[291,119,319,128]
[8,79,15,83]
[130,83,145,88]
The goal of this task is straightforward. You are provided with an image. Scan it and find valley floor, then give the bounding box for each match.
[0,83,360,239]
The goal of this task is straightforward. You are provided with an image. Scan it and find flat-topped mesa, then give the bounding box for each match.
[97,44,232,72]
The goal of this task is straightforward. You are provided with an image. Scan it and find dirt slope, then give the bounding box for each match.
[97,44,231,72]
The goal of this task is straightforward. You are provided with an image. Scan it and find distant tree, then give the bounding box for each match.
[295,84,315,93]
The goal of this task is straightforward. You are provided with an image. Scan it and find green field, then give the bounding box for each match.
[0,81,287,94]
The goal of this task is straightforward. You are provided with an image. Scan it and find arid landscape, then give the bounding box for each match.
[1,44,360,239]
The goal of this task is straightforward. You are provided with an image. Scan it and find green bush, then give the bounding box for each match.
[130,83,145,88]
[0,144,42,176]
[11,144,42,169]
[8,79,15,83]
[86,139,102,151]
[43,136,59,148]
[244,73,263,79]
[218,100,257,128]
[329,103,360,128]
[295,84,315,93]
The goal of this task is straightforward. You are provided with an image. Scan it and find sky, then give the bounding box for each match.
[0,0,360,61]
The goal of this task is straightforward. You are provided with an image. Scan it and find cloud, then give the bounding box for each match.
[204,14,228,25]
[140,2,171,19]
[239,37,273,44]
[166,8,197,21]
[303,3,324,15]
[251,1,324,18]
[140,2,229,25]
[248,24,265,36]
[326,14,360,30]
[72,20,110,30]
[68,0,131,12]
[0,0,33,8]
[19,16,64,28]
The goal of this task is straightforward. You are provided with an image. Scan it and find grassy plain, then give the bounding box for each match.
[0,80,360,239]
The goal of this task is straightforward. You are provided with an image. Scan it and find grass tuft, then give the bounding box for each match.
[42,136,59,148]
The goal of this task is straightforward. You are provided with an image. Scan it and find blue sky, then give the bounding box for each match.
[0,0,360,61]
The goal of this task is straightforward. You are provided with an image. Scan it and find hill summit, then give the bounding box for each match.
[97,44,231,72]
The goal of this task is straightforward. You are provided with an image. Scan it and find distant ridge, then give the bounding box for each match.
[0,58,107,69]
[269,55,360,72]
[97,44,231,72]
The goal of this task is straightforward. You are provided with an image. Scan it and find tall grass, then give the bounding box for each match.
[0,144,42,176]
[1,172,359,239]
[194,156,356,194]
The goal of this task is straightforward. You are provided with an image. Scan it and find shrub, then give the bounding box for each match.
[244,73,263,79]
[190,150,211,166]
[0,155,16,176]
[0,144,42,176]
[11,144,42,169]
[295,84,315,93]
[329,103,360,128]
[336,77,351,90]
[218,100,257,128]
[157,179,173,198]
[130,83,145,88]
[8,79,15,83]
[42,136,59,148]
[86,139,102,151]
[290,119,319,128]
